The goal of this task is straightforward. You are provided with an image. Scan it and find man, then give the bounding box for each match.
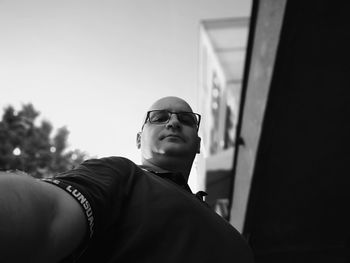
[0,96,254,262]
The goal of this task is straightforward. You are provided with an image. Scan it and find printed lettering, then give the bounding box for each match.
[66,185,73,192]
[87,216,94,226]
[83,201,90,210]
[77,194,86,204]
[72,189,81,198]
[86,207,93,217]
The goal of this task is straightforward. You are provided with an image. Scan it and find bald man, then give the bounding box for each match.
[0,97,254,263]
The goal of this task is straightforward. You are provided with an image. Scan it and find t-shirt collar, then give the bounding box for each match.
[139,165,191,192]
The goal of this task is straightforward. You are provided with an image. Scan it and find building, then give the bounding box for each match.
[198,0,350,262]
[197,17,249,220]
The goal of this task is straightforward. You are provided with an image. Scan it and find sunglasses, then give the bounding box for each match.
[142,110,201,130]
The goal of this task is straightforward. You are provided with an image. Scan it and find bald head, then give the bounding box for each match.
[137,96,201,178]
[148,96,194,112]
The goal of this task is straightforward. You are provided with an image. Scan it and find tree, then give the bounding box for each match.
[0,103,88,178]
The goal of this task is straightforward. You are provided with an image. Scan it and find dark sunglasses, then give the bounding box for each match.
[142,110,201,130]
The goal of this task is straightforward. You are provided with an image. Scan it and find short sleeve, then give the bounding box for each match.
[43,157,139,240]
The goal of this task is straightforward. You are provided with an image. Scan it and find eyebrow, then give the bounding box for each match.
[151,109,193,113]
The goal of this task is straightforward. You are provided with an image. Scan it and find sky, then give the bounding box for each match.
[0,0,251,168]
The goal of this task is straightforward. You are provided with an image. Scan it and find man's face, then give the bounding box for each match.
[138,97,200,162]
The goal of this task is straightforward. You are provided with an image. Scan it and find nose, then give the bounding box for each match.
[165,113,181,129]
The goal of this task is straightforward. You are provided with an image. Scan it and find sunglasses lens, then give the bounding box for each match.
[149,110,170,123]
[178,113,198,126]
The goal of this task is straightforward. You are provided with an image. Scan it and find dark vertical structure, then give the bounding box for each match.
[242,0,350,262]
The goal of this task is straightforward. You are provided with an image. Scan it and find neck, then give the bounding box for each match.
[141,157,193,181]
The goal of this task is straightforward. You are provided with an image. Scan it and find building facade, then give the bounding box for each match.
[197,17,249,221]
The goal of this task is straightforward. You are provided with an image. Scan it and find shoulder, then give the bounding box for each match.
[81,156,138,170]
[39,157,141,260]
[100,156,138,167]
[77,156,142,180]
[54,156,140,181]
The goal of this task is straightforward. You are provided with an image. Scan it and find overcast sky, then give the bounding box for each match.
[0,0,251,167]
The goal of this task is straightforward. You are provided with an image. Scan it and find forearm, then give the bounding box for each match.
[0,172,55,262]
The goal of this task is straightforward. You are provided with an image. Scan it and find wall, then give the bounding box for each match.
[244,0,350,262]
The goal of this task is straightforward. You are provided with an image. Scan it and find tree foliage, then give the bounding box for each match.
[0,103,88,178]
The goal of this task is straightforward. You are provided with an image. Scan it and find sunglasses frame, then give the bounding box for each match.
[142,110,201,131]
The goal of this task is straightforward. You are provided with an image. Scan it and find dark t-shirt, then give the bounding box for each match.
[43,156,253,263]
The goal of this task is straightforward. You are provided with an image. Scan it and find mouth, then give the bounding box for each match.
[161,134,184,141]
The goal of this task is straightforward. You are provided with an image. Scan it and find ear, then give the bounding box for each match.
[136,132,142,149]
[196,136,201,154]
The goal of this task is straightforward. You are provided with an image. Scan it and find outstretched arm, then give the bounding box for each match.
[0,171,86,263]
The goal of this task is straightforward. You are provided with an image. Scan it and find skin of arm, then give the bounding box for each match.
[0,171,87,263]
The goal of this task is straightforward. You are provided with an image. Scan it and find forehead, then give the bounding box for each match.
[149,97,193,112]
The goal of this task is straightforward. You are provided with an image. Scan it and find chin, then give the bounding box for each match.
[159,146,191,156]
